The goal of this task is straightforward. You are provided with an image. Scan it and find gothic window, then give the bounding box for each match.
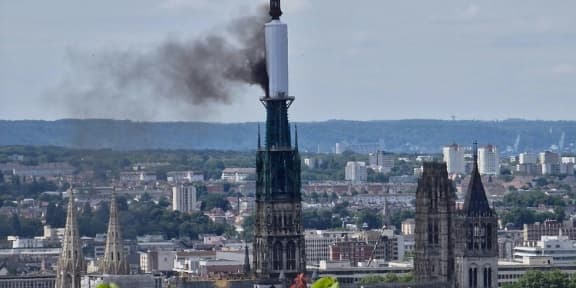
[473,267,478,288]
[488,267,492,287]
[481,223,487,249]
[486,223,492,250]
[428,223,433,244]
[433,221,439,244]
[286,241,296,270]
[483,267,488,288]
[467,224,474,250]
[468,268,473,287]
[273,242,283,270]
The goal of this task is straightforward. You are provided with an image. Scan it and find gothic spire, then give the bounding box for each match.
[100,188,129,274]
[463,141,493,216]
[55,188,85,288]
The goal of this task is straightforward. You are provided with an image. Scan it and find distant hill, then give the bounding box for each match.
[0,119,575,154]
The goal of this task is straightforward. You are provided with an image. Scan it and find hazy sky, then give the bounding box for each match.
[1,0,575,122]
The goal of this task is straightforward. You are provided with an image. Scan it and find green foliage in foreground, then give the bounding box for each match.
[502,270,576,288]
[311,277,339,288]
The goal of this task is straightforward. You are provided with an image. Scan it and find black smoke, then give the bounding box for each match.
[55,5,269,120]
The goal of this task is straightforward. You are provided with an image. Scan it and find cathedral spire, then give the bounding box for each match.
[100,188,128,275]
[463,141,493,216]
[55,188,85,288]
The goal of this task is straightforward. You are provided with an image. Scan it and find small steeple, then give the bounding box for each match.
[55,187,85,288]
[243,244,251,275]
[269,0,282,20]
[100,188,129,275]
[463,141,493,216]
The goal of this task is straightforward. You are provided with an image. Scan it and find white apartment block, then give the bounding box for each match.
[513,235,576,264]
[221,168,256,182]
[172,184,198,213]
[442,144,465,174]
[345,161,367,183]
[519,152,537,164]
[305,230,356,265]
[478,144,500,175]
[166,171,204,183]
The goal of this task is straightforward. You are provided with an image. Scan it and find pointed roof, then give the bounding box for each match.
[55,188,85,288]
[100,188,128,274]
[463,142,493,217]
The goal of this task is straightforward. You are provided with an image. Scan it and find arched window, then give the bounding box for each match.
[481,223,487,249]
[488,267,492,288]
[486,223,492,250]
[273,242,283,270]
[286,241,296,270]
[467,224,474,250]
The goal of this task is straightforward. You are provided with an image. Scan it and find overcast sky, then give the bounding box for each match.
[1,0,575,122]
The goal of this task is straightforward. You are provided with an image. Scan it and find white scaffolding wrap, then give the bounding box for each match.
[265,20,289,98]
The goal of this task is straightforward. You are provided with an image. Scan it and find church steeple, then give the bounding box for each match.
[463,141,493,217]
[100,188,129,275]
[55,188,85,288]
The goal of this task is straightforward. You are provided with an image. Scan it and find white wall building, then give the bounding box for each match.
[345,161,367,183]
[519,153,537,164]
[513,235,576,264]
[172,184,198,213]
[478,144,500,175]
[221,168,255,182]
[305,230,356,265]
[166,171,204,183]
[442,144,465,174]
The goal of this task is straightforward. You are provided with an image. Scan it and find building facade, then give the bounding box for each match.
[345,162,367,183]
[172,184,198,213]
[478,145,499,175]
[454,146,498,288]
[443,144,465,174]
[55,189,85,288]
[414,162,455,285]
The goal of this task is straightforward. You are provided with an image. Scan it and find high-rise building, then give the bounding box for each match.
[414,162,455,285]
[443,144,465,174]
[172,184,198,213]
[253,0,305,282]
[99,190,129,275]
[454,144,498,288]
[478,145,499,175]
[369,151,395,173]
[55,189,85,288]
[518,153,537,164]
[540,151,561,175]
[345,161,367,183]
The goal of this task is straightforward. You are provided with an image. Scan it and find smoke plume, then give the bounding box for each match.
[54,6,269,121]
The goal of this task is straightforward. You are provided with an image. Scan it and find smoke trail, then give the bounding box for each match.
[54,5,269,121]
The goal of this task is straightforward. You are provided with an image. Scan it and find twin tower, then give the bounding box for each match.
[55,189,128,288]
[414,144,498,288]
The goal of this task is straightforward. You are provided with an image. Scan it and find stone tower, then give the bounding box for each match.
[253,1,305,281]
[55,189,85,288]
[99,189,129,274]
[414,162,455,285]
[454,143,498,288]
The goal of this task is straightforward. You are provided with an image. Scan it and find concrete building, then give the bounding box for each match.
[401,219,415,236]
[523,220,576,241]
[221,168,256,183]
[0,275,56,288]
[345,162,367,183]
[329,241,372,265]
[172,184,198,213]
[518,153,537,164]
[442,144,465,174]
[478,144,499,175]
[513,235,576,264]
[540,151,561,175]
[304,230,355,266]
[166,171,204,183]
[139,250,175,273]
[368,151,395,174]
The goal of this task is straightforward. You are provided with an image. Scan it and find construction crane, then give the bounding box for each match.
[367,225,388,267]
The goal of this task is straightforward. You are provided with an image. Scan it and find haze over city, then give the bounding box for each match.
[1,0,575,122]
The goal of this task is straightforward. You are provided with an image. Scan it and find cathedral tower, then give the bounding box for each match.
[100,189,129,274]
[55,189,85,288]
[454,143,498,288]
[414,162,456,285]
[253,0,306,281]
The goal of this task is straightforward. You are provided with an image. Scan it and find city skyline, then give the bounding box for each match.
[1,0,576,122]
